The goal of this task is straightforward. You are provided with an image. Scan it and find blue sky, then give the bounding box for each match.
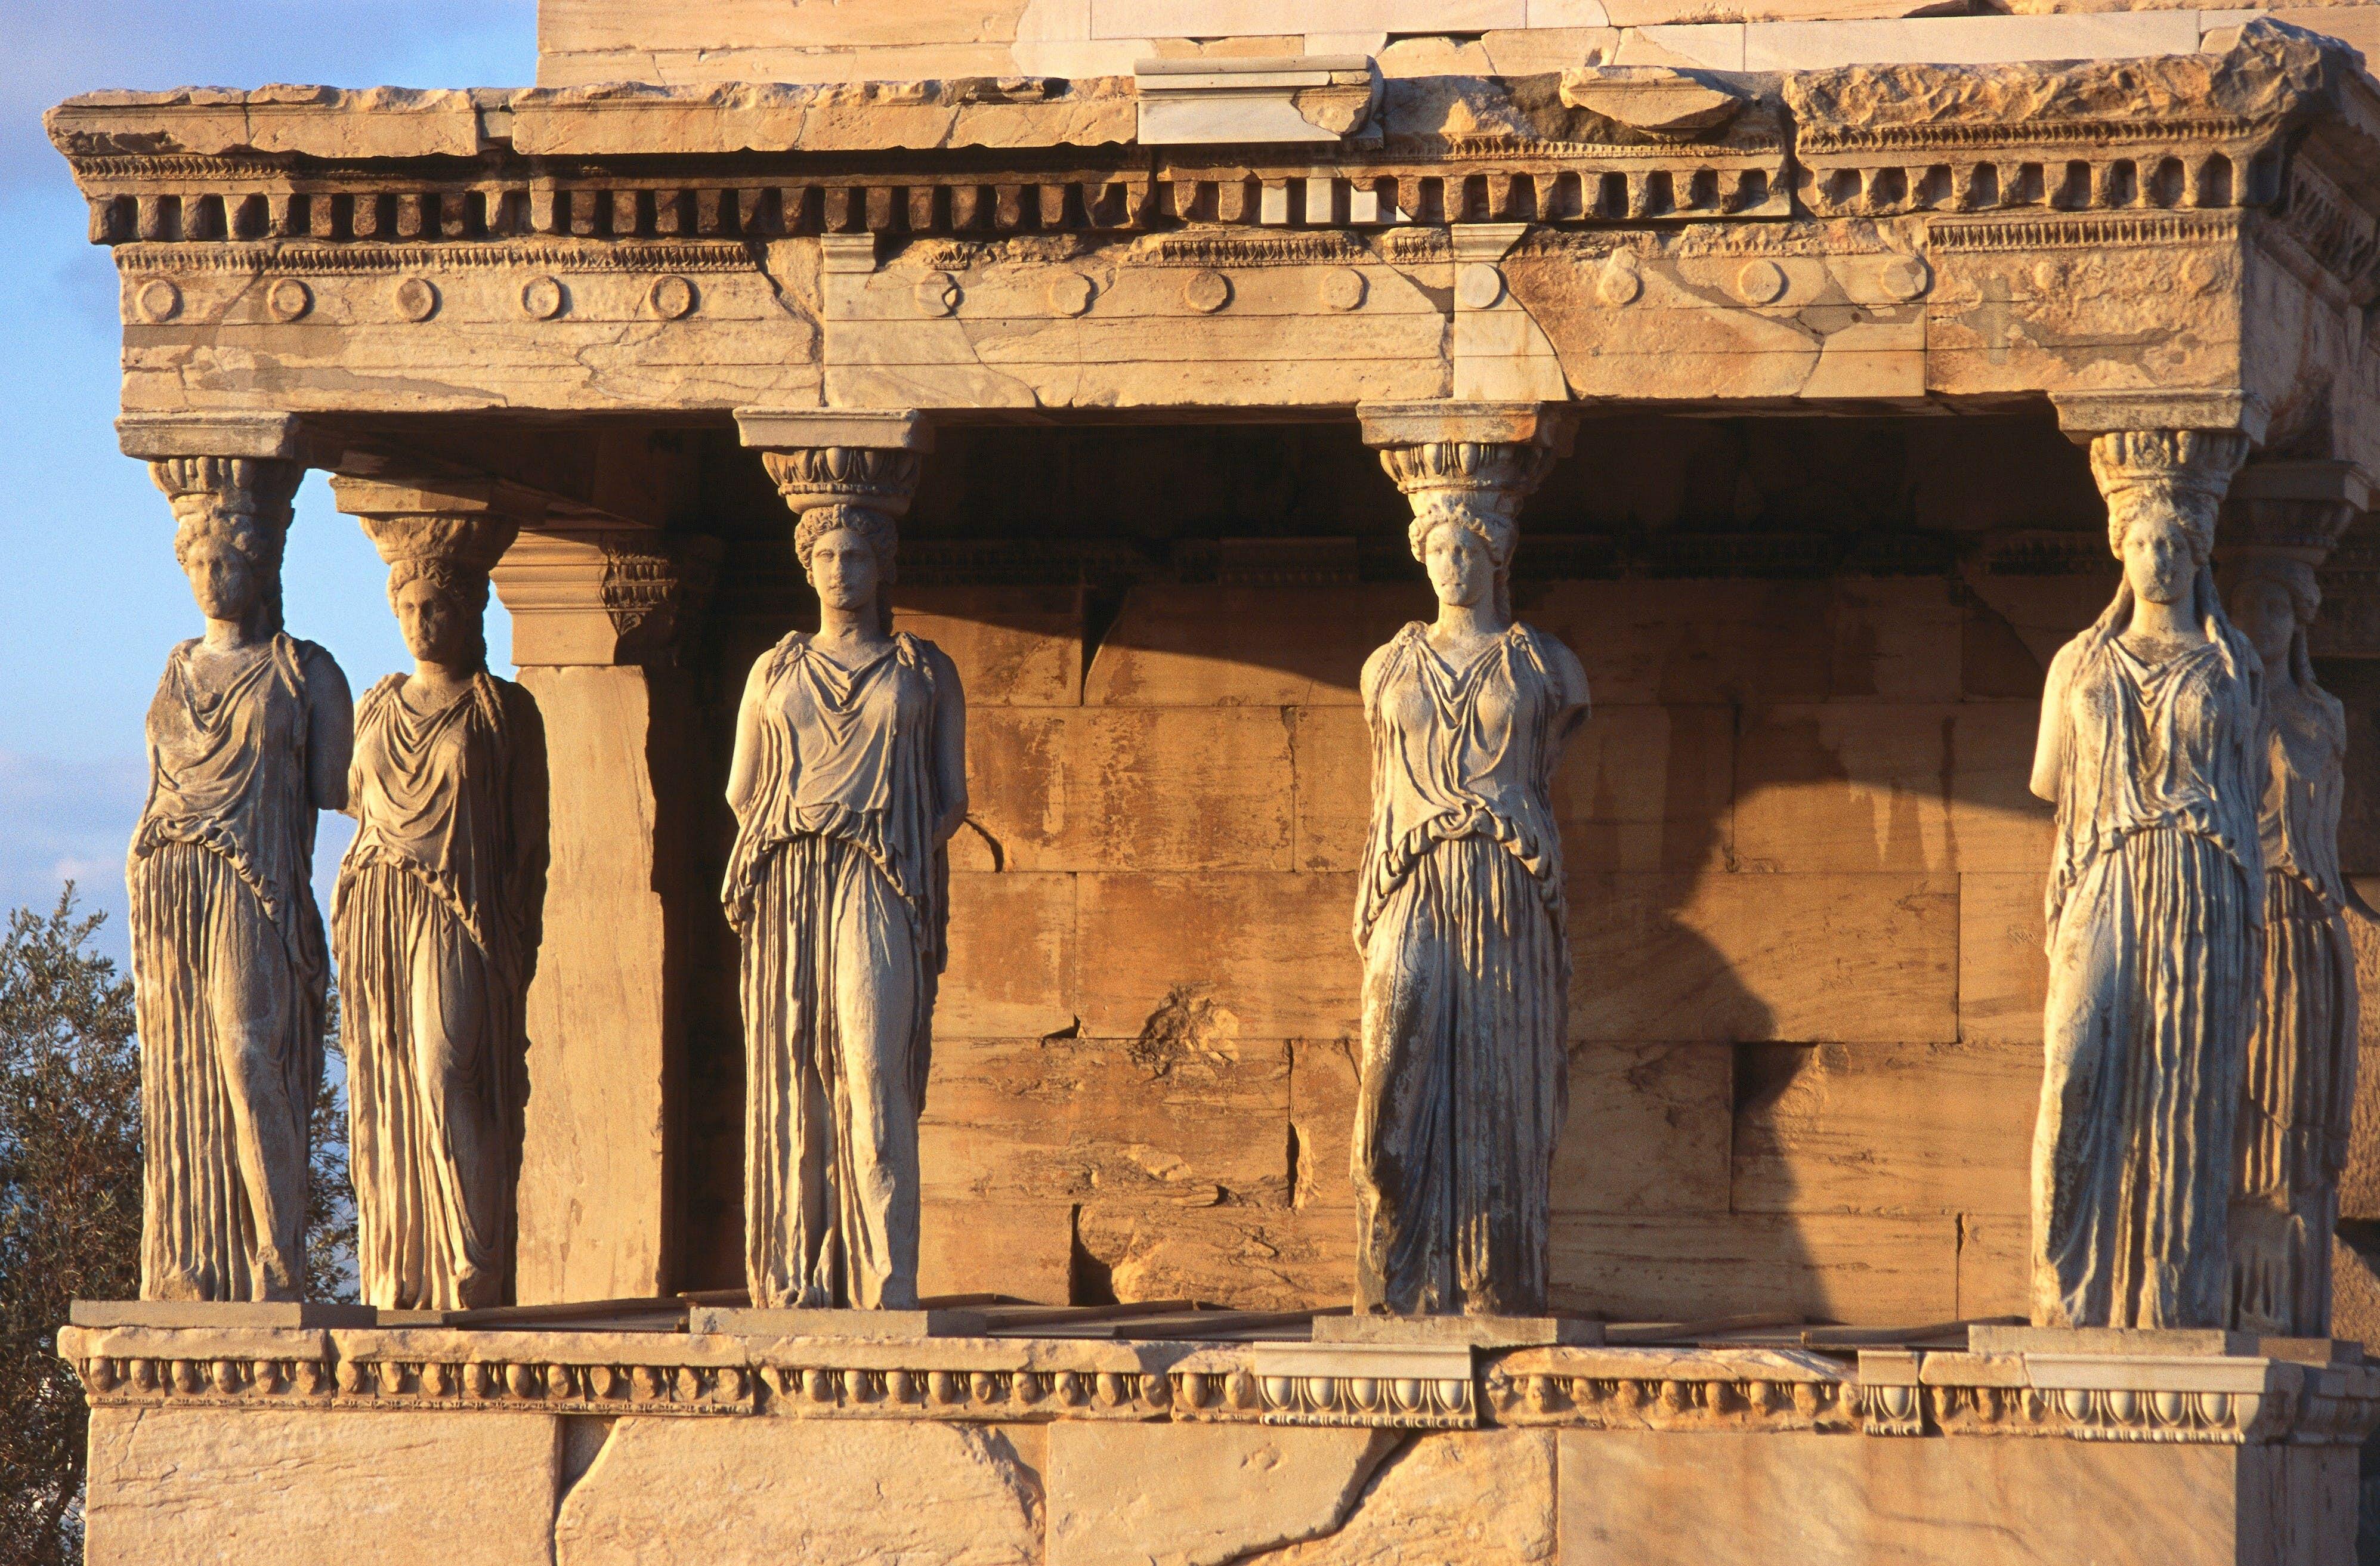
[0,1,540,955]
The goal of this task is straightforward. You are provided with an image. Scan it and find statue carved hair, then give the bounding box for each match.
[361,513,518,671]
[155,457,301,635]
[1408,501,1519,618]
[1381,439,1547,621]
[793,503,900,635]
[793,502,899,580]
[2078,428,2256,680]
[2221,552,2322,690]
[2091,429,2249,567]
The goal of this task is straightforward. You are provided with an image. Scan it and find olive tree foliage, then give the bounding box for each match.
[0,888,353,1566]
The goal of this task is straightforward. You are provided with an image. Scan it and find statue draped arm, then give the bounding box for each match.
[725,646,781,824]
[928,644,969,844]
[303,645,355,813]
[2030,639,2080,804]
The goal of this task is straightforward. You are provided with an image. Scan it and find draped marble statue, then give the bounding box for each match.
[2029,428,2264,1330]
[1353,437,1588,1316]
[724,465,966,1310]
[130,456,352,1302]
[2223,555,2358,1336]
[332,507,544,1311]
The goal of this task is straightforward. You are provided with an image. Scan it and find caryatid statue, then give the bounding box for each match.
[724,422,966,1310]
[2030,425,2264,1330]
[1352,408,1588,1317]
[129,453,353,1302]
[331,480,546,1312]
[2218,462,2370,1338]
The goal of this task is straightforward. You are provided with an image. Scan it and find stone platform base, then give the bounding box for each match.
[58,1318,2380,1565]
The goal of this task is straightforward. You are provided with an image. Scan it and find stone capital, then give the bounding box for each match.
[492,527,722,667]
[1356,400,1571,455]
[329,471,545,582]
[739,408,933,522]
[2050,388,2271,447]
[1359,402,1574,527]
[118,411,302,462]
[2217,459,2374,565]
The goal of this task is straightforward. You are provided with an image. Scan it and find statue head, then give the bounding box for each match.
[795,503,898,631]
[1409,500,1516,620]
[361,514,514,673]
[2222,553,2319,686]
[156,457,299,639]
[2091,429,2238,611]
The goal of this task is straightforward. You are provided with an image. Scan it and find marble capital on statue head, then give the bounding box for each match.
[122,413,307,636]
[2051,389,2265,567]
[1359,401,1574,613]
[738,408,933,526]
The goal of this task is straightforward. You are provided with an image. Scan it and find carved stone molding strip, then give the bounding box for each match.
[60,1326,2380,1444]
[114,239,762,276]
[1928,213,2243,252]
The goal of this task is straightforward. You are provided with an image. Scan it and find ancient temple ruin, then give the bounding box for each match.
[42,1,2380,1560]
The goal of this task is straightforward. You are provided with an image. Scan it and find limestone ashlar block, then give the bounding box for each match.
[823,256,1451,414]
[1555,1428,2331,1566]
[1731,1040,2039,1217]
[554,1416,1046,1566]
[1955,1213,2031,1320]
[539,0,1037,55]
[1076,872,1361,1039]
[969,708,1295,872]
[121,267,825,416]
[920,1198,1077,1305]
[1295,702,1736,875]
[920,1035,1293,1205]
[1743,9,2204,70]
[1229,1429,1559,1566]
[1089,0,1525,39]
[1569,871,1958,1044]
[1084,584,1413,708]
[1504,247,1926,402]
[1291,1038,1732,1216]
[1550,1212,1959,1324]
[1927,242,2239,404]
[1957,870,2048,1047]
[892,584,1084,706]
[1525,578,1964,705]
[938,871,1080,1038]
[1045,1421,1401,1566]
[1733,701,2051,874]
[1075,1200,1355,1311]
[84,1406,560,1566]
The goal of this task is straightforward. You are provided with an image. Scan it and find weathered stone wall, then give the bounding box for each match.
[82,1400,2358,1566]
[641,412,2380,1322]
[536,0,2380,88]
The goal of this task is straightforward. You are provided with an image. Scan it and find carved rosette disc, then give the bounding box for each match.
[395,276,439,322]
[267,278,313,321]
[1183,270,1231,313]
[648,274,697,320]
[521,276,566,320]
[135,278,181,323]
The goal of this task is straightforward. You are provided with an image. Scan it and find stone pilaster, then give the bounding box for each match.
[483,522,719,1305]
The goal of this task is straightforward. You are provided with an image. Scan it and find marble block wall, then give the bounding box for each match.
[535,0,2380,90]
[893,571,2047,1318]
